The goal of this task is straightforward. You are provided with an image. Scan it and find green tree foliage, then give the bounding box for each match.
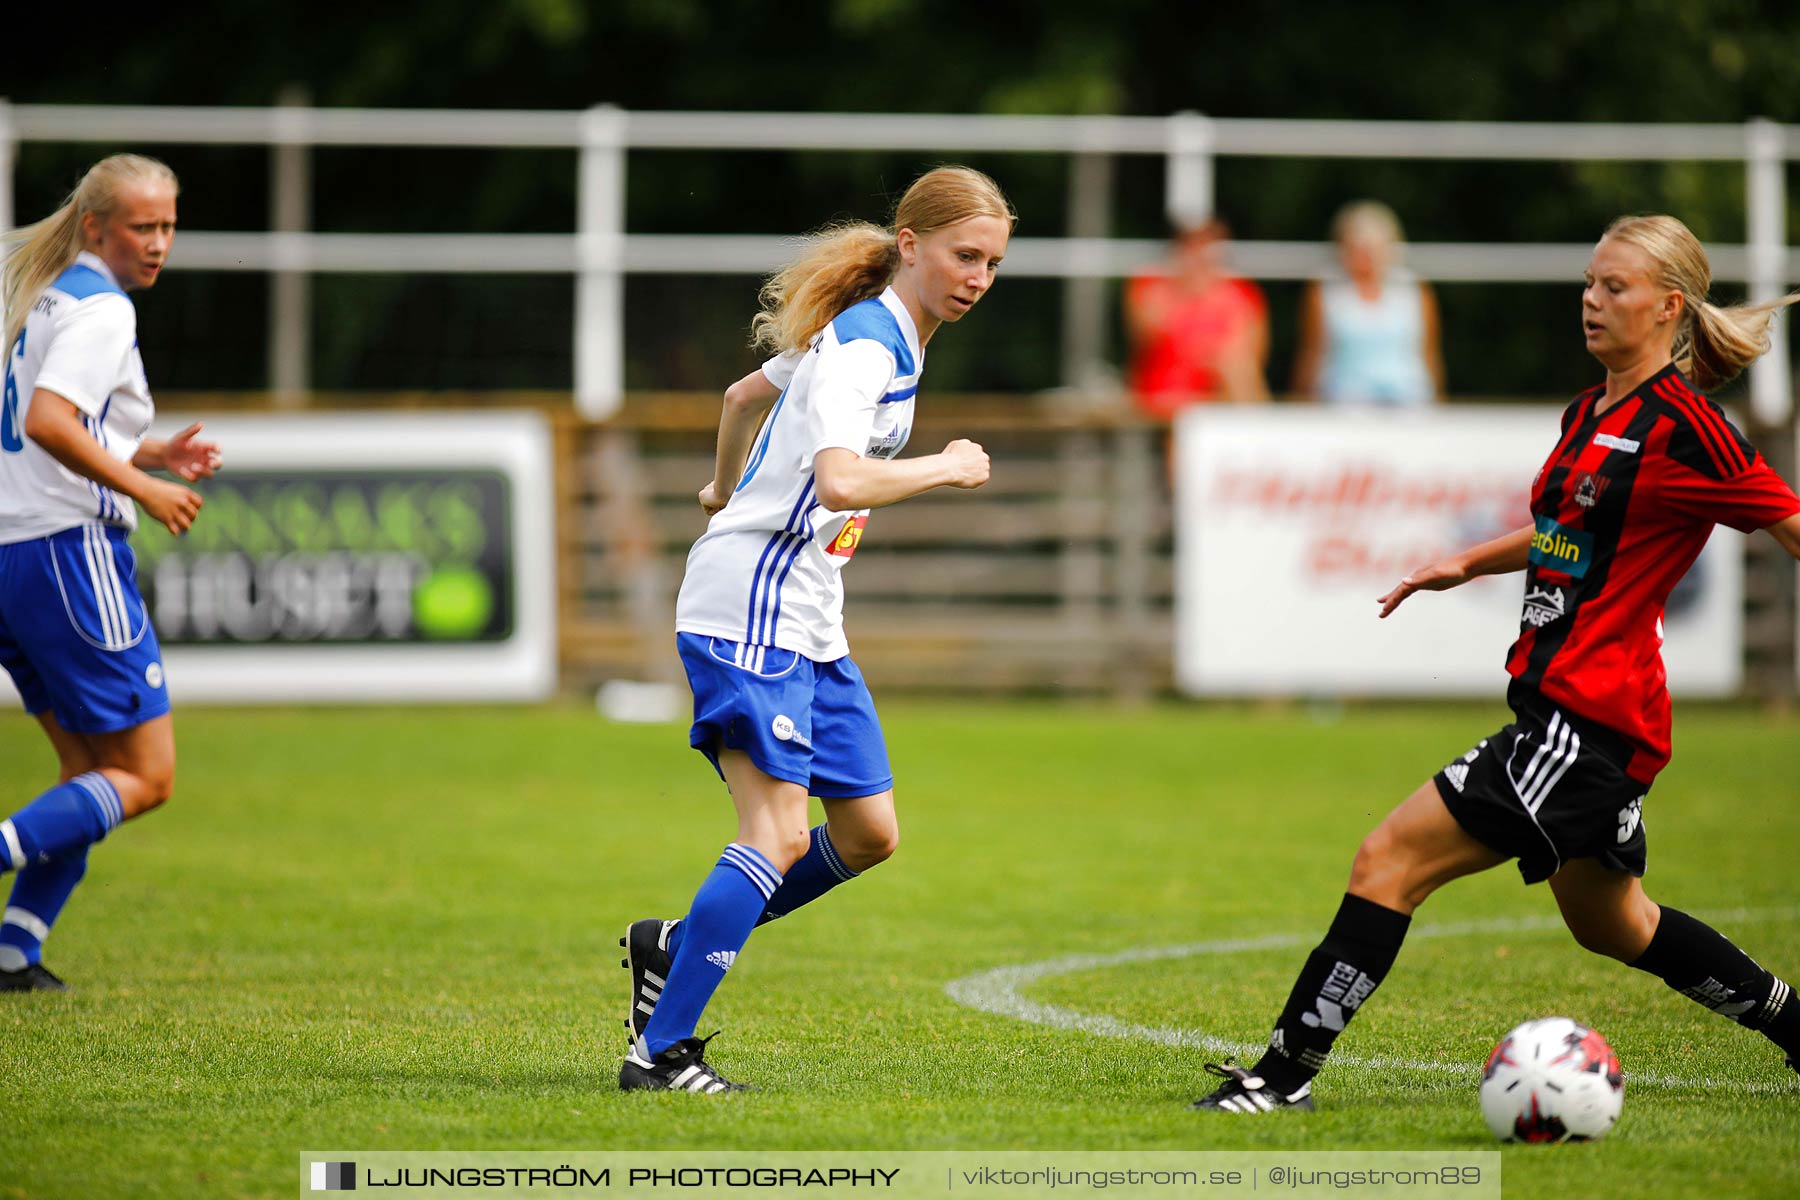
[13,0,1800,396]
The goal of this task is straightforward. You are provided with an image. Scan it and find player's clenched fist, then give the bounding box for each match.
[143,479,203,535]
[943,439,990,489]
[697,480,729,516]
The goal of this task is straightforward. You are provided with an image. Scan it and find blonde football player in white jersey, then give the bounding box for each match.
[620,166,1012,1092]
[0,155,220,991]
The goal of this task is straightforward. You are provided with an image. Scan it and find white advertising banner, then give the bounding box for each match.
[1174,406,1743,696]
[4,411,557,706]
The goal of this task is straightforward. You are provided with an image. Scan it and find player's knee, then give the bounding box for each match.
[836,819,899,872]
[130,763,176,815]
[1564,918,1631,961]
[1347,825,1438,911]
[1348,825,1398,892]
[770,825,813,873]
[1563,910,1651,962]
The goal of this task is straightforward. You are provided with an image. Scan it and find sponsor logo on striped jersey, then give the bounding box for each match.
[1529,517,1592,579]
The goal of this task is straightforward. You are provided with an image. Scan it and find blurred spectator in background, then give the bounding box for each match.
[1292,201,1444,408]
[1125,218,1269,418]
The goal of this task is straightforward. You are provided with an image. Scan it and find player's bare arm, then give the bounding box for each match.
[1768,511,1800,560]
[699,368,782,515]
[23,390,202,534]
[1377,523,1533,618]
[812,441,988,512]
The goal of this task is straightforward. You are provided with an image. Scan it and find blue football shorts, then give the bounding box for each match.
[676,632,893,799]
[0,524,170,735]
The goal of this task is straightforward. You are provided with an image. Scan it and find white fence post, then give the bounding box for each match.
[576,104,626,420]
[0,100,14,238]
[1165,110,1214,228]
[269,86,312,408]
[1062,148,1115,390]
[1746,117,1790,427]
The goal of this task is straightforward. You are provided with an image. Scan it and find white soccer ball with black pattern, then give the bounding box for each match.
[1478,1016,1624,1142]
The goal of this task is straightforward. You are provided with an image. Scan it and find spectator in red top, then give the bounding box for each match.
[1193,213,1800,1116]
[1124,218,1269,418]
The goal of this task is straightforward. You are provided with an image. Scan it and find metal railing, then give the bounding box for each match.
[2,102,1794,422]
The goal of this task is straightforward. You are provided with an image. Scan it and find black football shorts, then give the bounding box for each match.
[1432,698,1648,885]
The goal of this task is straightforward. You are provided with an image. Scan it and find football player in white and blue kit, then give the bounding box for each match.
[0,155,220,991]
[619,166,1014,1092]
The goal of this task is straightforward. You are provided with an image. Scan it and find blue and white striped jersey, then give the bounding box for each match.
[0,252,154,543]
[676,287,922,662]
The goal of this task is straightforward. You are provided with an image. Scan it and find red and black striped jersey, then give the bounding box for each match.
[1505,364,1800,783]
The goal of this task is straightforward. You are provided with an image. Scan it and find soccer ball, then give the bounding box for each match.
[1478,1017,1624,1142]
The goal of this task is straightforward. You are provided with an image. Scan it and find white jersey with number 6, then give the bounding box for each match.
[676,287,923,663]
[0,251,154,544]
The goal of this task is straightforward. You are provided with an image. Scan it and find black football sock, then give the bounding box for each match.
[1629,906,1799,1058]
[1252,892,1412,1094]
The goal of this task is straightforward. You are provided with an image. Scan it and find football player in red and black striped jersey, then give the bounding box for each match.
[1196,214,1800,1115]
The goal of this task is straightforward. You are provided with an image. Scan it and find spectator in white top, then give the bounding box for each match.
[1292,201,1445,408]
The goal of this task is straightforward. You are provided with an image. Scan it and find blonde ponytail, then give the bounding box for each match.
[2,205,83,358]
[1603,213,1800,390]
[751,223,897,355]
[3,154,179,355]
[1683,295,1800,391]
[751,165,1015,355]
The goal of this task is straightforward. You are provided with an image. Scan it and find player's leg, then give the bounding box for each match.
[0,714,175,993]
[622,749,806,1091]
[668,790,894,969]
[753,653,895,922]
[2,713,175,868]
[83,713,178,818]
[1198,778,1505,1112]
[820,789,899,872]
[1545,857,1657,961]
[1,531,170,990]
[632,792,893,1053]
[1202,708,1618,1112]
[634,789,895,1048]
[1551,860,1800,1069]
[1,527,174,870]
[649,747,809,1050]
[739,655,894,932]
[621,635,825,1087]
[0,715,99,988]
[803,653,896,878]
[662,654,895,962]
[35,711,100,783]
[0,528,165,993]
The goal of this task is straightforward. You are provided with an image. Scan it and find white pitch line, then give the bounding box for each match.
[944,905,1800,1094]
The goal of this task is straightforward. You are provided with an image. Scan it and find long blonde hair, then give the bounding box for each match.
[2,154,180,355]
[751,165,1015,354]
[1603,214,1800,390]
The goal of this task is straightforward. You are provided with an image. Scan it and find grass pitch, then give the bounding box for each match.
[0,701,1796,1198]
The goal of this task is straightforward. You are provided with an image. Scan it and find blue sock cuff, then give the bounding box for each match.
[812,825,859,882]
[3,777,119,870]
[0,906,50,946]
[70,773,124,833]
[718,844,783,901]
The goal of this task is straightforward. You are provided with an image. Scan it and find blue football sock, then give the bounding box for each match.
[1,774,122,872]
[0,848,89,971]
[666,824,859,960]
[641,843,782,1056]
